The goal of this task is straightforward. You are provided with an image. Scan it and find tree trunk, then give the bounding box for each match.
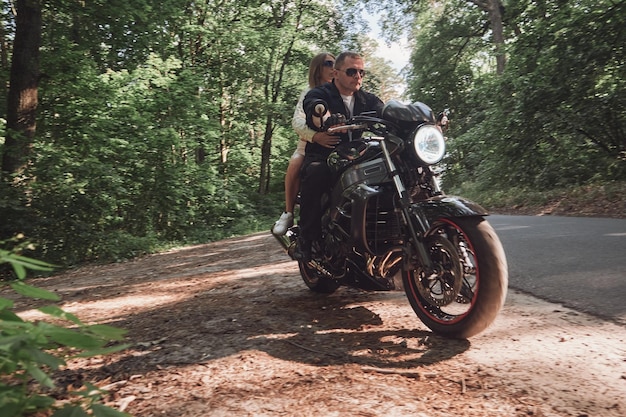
[470,0,506,74]
[259,115,273,194]
[1,0,42,177]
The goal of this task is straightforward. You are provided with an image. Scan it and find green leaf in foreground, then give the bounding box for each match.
[44,326,104,349]
[86,324,127,341]
[39,305,83,325]
[9,281,60,301]
[0,250,56,279]
[2,251,129,416]
[0,297,15,310]
[51,404,91,417]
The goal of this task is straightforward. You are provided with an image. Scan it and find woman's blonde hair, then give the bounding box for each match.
[308,52,335,88]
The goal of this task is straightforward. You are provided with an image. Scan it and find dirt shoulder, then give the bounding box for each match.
[8,227,626,417]
[488,183,626,219]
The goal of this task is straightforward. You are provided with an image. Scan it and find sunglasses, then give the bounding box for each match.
[338,68,366,78]
[322,60,335,67]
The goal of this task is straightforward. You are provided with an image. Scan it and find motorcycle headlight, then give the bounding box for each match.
[413,125,446,164]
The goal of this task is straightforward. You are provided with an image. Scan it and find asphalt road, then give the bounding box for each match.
[488,215,626,324]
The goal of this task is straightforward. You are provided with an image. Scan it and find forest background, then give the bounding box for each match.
[0,0,624,268]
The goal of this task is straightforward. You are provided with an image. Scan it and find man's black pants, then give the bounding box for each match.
[298,154,332,244]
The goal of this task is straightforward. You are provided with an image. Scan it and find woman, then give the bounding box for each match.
[272,52,337,235]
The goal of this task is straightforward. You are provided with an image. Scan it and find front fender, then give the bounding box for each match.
[411,195,488,226]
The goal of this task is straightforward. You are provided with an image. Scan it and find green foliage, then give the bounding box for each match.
[25,50,250,264]
[0,0,353,265]
[3,0,623,266]
[406,0,486,110]
[447,180,626,218]
[0,250,130,416]
[406,0,626,193]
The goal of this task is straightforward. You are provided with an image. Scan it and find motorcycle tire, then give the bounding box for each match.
[403,216,508,339]
[298,261,341,294]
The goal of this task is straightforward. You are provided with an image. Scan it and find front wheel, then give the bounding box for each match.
[403,217,508,338]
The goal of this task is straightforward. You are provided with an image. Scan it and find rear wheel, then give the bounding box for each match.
[298,260,341,293]
[403,217,508,338]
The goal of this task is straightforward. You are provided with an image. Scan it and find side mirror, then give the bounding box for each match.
[306,99,329,131]
[311,100,328,117]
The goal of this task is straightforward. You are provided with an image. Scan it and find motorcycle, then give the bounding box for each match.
[273,100,508,339]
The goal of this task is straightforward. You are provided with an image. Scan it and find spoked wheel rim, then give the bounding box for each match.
[408,219,479,324]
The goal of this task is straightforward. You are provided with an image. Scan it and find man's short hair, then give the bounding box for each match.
[335,51,362,68]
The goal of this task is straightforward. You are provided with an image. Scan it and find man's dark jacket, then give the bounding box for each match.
[303,80,384,159]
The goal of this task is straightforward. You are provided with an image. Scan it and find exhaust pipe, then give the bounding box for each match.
[271,226,299,259]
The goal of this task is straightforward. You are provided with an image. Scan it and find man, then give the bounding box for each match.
[296,51,384,262]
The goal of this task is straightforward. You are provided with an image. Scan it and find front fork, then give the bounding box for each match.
[378,140,434,271]
[378,140,489,273]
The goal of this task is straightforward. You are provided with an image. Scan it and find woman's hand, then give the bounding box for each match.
[312,132,341,148]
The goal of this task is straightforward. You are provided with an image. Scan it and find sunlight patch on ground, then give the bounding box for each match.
[17,293,180,323]
[16,256,297,324]
[248,333,299,340]
[314,328,361,335]
[465,290,626,414]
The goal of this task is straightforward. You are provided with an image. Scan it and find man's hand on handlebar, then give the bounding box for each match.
[322,113,346,131]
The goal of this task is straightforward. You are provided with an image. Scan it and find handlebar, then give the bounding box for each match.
[327,123,369,133]
[326,115,391,134]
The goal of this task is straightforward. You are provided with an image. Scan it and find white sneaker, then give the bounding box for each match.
[272,212,294,235]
